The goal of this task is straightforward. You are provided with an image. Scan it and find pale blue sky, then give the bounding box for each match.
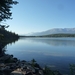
[3,0,75,35]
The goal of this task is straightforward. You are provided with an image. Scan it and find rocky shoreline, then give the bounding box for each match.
[0,54,44,75]
[0,54,62,75]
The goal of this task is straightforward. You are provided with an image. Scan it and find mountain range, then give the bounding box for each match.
[28,28,75,36]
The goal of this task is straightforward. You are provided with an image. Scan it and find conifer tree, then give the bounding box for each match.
[0,0,18,21]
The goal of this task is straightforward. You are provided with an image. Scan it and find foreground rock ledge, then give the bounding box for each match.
[0,54,43,75]
[0,54,62,75]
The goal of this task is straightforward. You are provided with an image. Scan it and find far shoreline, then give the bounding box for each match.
[19,33,75,38]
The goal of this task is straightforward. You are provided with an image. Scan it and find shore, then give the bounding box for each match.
[0,54,62,75]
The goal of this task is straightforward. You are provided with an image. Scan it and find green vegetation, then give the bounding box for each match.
[0,26,19,40]
[20,33,75,37]
[0,26,19,57]
[0,0,19,56]
[70,64,75,75]
[0,0,18,21]
[42,33,75,37]
[31,59,36,67]
[43,66,54,75]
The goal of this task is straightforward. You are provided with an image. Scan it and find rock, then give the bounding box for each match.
[25,72,33,75]
[0,54,44,75]
[3,69,12,75]
[11,70,25,75]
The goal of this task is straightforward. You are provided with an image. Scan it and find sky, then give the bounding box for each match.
[1,0,75,35]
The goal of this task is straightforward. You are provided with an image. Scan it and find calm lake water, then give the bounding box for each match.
[6,37,75,75]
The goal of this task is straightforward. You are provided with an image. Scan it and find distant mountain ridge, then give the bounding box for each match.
[29,28,75,36]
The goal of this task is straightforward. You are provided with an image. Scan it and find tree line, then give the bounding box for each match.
[37,33,75,37]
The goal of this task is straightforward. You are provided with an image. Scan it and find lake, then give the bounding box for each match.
[6,37,75,75]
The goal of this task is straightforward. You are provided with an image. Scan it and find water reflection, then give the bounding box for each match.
[6,37,75,75]
[7,37,75,57]
[0,37,19,56]
[24,37,75,46]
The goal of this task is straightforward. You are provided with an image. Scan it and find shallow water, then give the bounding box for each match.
[6,37,75,74]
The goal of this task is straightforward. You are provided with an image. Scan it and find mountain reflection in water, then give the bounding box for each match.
[24,37,75,46]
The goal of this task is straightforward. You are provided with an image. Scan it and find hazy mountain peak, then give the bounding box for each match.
[28,28,75,36]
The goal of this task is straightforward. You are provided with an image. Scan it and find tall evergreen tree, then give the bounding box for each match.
[0,0,18,22]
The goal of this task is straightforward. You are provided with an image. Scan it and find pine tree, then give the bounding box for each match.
[0,0,18,21]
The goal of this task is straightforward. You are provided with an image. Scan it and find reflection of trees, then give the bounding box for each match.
[0,24,19,56]
[28,38,75,46]
[0,37,19,57]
